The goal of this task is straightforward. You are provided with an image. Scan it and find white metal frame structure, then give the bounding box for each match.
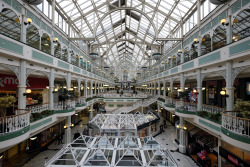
[89,111,159,135]
[39,0,202,80]
[45,135,177,167]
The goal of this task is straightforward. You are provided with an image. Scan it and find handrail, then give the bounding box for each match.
[222,111,250,138]
[175,100,197,112]
[202,104,225,114]
[0,109,30,134]
[26,103,49,113]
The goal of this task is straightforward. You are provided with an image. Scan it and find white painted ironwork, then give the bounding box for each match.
[0,109,30,134]
[45,135,177,167]
[222,111,250,138]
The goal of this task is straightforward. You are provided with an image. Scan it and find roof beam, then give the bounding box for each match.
[155,38,183,41]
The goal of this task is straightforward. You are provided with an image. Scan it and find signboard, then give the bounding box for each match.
[0,74,49,90]
[219,146,249,167]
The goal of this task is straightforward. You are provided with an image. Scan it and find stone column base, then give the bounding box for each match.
[179,144,186,154]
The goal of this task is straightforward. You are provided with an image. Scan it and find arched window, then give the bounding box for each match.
[54,42,61,59]
[184,47,190,62]
[26,25,40,49]
[190,42,198,60]
[213,25,226,50]
[62,47,68,62]
[0,8,21,41]
[232,9,250,42]
[201,34,211,55]
[41,33,51,54]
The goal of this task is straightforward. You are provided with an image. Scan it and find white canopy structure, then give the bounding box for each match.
[89,111,159,135]
[45,135,177,167]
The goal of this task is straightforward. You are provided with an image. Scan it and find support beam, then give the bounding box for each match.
[155,38,183,41]
[69,38,96,41]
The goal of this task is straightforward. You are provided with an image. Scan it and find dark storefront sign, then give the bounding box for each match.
[0,74,49,90]
[219,147,250,167]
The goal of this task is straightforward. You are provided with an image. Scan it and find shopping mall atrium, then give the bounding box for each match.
[0,0,249,166]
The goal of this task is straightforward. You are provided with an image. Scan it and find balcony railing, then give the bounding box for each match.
[165,98,176,107]
[202,104,225,114]
[176,101,197,112]
[26,103,49,113]
[54,100,75,111]
[0,109,30,134]
[222,111,250,138]
[75,96,86,105]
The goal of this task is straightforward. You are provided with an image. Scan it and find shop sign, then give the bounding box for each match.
[219,147,249,167]
[0,74,49,90]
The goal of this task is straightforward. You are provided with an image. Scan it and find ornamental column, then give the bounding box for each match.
[49,68,55,110]
[18,60,27,111]
[197,69,203,111]
[226,61,234,111]
[179,117,187,154]
[90,80,93,97]
[65,115,71,144]
[85,80,88,98]
[158,80,160,97]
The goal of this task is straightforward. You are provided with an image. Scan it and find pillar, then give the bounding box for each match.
[90,104,93,120]
[85,80,88,97]
[154,81,156,95]
[170,77,174,92]
[65,116,71,144]
[179,117,187,154]
[77,78,81,96]
[226,61,234,111]
[180,73,185,92]
[21,15,27,43]
[197,69,203,111]
[147,126,151,136]
[66,73,71,90]
[90,80,93,97]
[49,68,55,110]
[163,81,166,98]
[94,82,97,96]
[226,15,232,44]
[158,80,160,97]
[18,60,27,110]
[218,139,222,167]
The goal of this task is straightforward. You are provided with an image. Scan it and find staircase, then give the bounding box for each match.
[112,97,157,114]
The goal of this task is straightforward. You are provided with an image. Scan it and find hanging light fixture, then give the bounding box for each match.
[152,53,162,60]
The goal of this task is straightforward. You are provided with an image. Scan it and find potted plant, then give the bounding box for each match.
[0,96,16,117]
[234,99,250,119]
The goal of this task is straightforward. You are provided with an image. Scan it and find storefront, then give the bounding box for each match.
[0,74,49,108]
[188,128,218,167]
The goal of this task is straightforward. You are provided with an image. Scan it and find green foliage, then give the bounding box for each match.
[0,96,16,117]
[158,97,165,102]
[197,111,221,123]
[168,92,176,98]
[30,110,54,123]
[234,99,250,119]
[179,91,189,98]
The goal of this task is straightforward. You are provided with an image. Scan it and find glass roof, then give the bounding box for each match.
[55,0,196,80]
[45,135,178,167]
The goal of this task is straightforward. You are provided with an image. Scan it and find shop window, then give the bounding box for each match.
[190,42,198,60]
[41,33,51,54]
[54,42,61,59]
[61,47,68,62]
[201,34,211,56]
[213,25,226,50]
[26,25,40,50]
[184,47,190,63]
[0,8,21,41]
[232,9,250,42]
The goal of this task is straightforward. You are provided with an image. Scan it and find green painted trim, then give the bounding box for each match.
[75,103,87,107]
[58,60,70,70]
[170,67,178,74]
[230,40,250,56]
[54,108,75,113]
[31,117,52,130]
[108,104,114,107]
[32,50,53,64]
[0,125,30,142]
[117,100,124,102]
[199,119,220,132]
[198,51,220,65]
[176,109,196,115]
[73,66,81,73]
[127,100,134,102]
[105,100,114,102]
[0,38,23,54]
[182,61,194,70]
[221,127,250,144]
[164,104,175,108]
[164,71,169,76]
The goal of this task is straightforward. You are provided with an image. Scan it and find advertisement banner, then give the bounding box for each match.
[0,74,49,90]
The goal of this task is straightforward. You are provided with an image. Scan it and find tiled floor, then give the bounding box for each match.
[154,125,199,167]
[23,119,198,167]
